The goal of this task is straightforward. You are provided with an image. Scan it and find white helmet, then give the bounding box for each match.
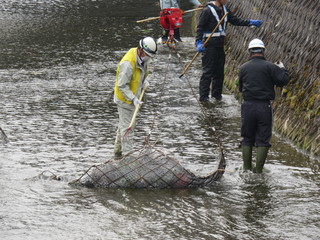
[248,38,265,52]
[139,37,157,57]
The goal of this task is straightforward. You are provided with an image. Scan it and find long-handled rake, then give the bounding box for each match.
[179,12,228,79]
[136,8,203,23]
[123,84,148,138]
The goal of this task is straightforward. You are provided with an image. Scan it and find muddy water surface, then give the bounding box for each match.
[0,1,319,240]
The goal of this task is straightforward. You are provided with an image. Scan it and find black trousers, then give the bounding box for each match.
[199,46,225,101]
[241,100,273,147]
[162,29,180,39]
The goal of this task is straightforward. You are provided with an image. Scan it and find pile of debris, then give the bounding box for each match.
[70,145,226,189]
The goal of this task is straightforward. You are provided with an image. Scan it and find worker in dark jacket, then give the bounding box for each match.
[239,39,290,173]
[196,0,262,102]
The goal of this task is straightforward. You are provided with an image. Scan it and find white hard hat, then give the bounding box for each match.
[139,37,157,57]
[248,38,265,52]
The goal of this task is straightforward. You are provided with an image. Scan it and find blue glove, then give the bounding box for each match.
[196,40,205,53]
[249,19,263,28]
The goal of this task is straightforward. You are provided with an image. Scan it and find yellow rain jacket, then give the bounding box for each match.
[114,48,148,106]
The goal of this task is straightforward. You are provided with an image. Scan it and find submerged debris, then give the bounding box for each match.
[0,127,9,144]
[31,170,62,181]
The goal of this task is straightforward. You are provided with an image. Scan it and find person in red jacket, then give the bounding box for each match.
[159,0,203,43]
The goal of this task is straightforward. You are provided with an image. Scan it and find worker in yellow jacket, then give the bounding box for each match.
[113,37,157,158]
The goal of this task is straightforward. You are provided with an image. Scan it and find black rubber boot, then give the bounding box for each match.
[255,147,269,173]
[173,28,182,42]
[242,145,252,171]
[161,30,169,43]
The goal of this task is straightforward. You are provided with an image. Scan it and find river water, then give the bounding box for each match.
[0,1,319,239]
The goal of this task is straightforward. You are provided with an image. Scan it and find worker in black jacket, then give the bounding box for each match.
[196,0,262,102]
[239,39,290,173]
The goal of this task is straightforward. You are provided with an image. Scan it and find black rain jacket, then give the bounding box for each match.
[196,3,250,47]
[239,56,290,101]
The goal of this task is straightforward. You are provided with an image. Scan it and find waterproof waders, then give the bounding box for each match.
[255,147,269,173]
[242,145,252,171]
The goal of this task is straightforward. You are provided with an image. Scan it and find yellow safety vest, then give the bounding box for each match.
[114,48,148,104]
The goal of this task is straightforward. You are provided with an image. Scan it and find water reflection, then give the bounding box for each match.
[241,175,273,232]
[0,0,162,68]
